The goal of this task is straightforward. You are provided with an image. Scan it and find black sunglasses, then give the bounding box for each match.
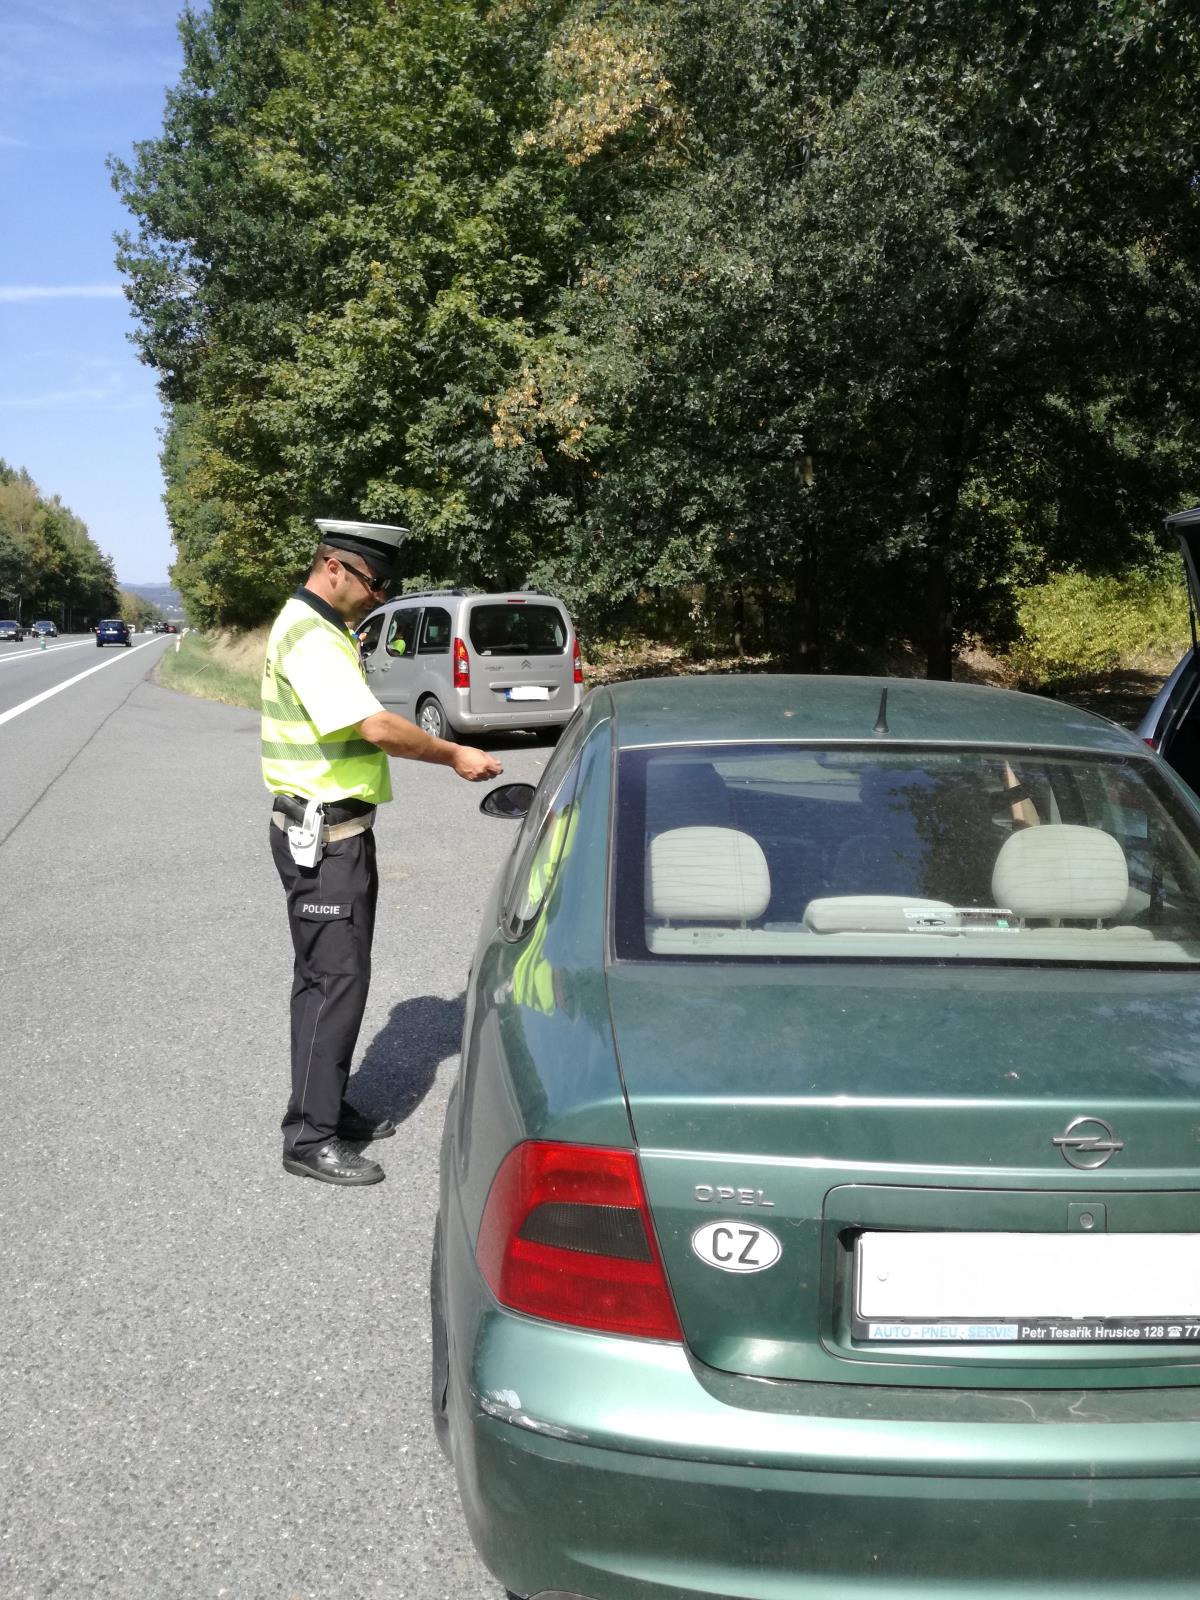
[335,556,391,597]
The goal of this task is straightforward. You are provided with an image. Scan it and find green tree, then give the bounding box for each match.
[513,0,1200,672]
[116,0,1200,667]
[0,460,119,626]
[118,589,166,629]
[113,0,583,626]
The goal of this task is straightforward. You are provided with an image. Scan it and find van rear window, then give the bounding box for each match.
[468,603,567,656]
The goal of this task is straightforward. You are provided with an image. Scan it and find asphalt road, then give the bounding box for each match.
[0,633,157,712]
[0,643,552,1600]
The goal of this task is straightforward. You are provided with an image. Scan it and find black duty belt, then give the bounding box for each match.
[271,793,376,826]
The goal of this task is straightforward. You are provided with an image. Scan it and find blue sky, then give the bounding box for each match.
[0,1,186,583]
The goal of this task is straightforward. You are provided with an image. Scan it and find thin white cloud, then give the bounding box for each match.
[4,4,181,98]
[0,384,147,411]
[3,5,182,101]
[0,347,150,410]
[0,284,124,302]
[0,134,31,148]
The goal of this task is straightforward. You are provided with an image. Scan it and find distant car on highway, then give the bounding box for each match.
[95,618,131,648]
[0,620,25,642]
[31,620,58,639]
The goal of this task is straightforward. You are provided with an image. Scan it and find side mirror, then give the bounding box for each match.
[480,782,536,820]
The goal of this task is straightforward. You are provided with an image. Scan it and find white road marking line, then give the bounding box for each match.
[0,639,97,666]
[0,638,166,728]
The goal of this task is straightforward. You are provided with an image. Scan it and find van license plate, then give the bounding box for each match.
[507,685,549,701]
[853,1231,1200,1343]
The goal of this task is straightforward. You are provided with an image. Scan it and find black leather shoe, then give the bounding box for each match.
[282,1137,385,1186]
[337,1104,397,1141]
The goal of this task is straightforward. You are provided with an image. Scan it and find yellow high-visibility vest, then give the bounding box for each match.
[260,597,390,803]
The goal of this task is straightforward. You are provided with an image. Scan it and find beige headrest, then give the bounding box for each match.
[991,825,1128,921]
[645,826,771,923]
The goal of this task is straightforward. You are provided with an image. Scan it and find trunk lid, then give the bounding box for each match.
[1168,503,1200,629]
[465,597,572,719]
[608,959,1200,1386]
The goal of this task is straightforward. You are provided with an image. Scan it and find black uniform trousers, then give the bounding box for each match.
[269,819,379,1155]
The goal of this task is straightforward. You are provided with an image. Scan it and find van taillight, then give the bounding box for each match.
[475,1141,682,1341]
[573,640,583,685]
[453,637,470,688]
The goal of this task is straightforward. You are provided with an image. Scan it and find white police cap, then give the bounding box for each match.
[314,519,408,571]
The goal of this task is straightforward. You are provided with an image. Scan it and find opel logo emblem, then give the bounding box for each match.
[1052,1116,1125,1169]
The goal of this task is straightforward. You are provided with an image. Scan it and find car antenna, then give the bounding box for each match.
[873,686,890,736]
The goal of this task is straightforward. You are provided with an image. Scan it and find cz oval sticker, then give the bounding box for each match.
[691,1221,782,1274]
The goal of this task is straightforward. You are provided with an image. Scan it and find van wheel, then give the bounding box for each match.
[430,1220,452,1461]
[417,696,455,742]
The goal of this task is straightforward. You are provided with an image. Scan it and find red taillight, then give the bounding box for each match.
[1144,736,1158,750]
[475,1141,682,1341]
[453,636,470,688]
[572,639,583,685]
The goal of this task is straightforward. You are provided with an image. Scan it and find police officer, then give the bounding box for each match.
[263,519,502,1186]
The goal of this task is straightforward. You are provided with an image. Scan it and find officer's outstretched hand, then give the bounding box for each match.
[452,746,504,782]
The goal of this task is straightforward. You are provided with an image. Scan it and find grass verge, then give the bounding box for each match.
[156,569,1191,735]
[154,628,264,709]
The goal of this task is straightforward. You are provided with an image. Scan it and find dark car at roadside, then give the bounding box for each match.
[95,619,131,648]
[0,620,24,642]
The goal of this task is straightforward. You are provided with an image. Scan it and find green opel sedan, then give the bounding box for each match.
[433,675,1200,1600]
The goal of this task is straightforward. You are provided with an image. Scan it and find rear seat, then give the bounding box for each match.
[644,820,1188,957]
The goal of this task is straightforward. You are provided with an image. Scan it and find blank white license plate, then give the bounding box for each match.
[507,685,549,701]
[854,1231,1200,1344]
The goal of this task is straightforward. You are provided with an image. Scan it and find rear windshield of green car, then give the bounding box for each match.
[612,744,1200,965]
[467,603,566,656]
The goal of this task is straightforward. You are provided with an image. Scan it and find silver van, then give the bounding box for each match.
[355,589,583,741]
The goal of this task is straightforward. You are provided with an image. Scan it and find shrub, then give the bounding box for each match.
[1006,570,1191,687]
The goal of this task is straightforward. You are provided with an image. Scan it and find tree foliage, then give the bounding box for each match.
[0,460,119,627]
[115,0,1200,672]
[118,589,166,629]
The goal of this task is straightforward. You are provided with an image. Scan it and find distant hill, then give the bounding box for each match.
[122,582,184,618]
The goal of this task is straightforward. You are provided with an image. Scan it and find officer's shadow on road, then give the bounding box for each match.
[347,993,464,1124]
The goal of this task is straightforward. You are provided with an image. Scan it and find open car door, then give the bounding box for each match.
[1144,505,1200,794]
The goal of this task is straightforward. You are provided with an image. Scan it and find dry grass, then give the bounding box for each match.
[155,628,265,710]
[209,625,269,678]
[583,638,776,685]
